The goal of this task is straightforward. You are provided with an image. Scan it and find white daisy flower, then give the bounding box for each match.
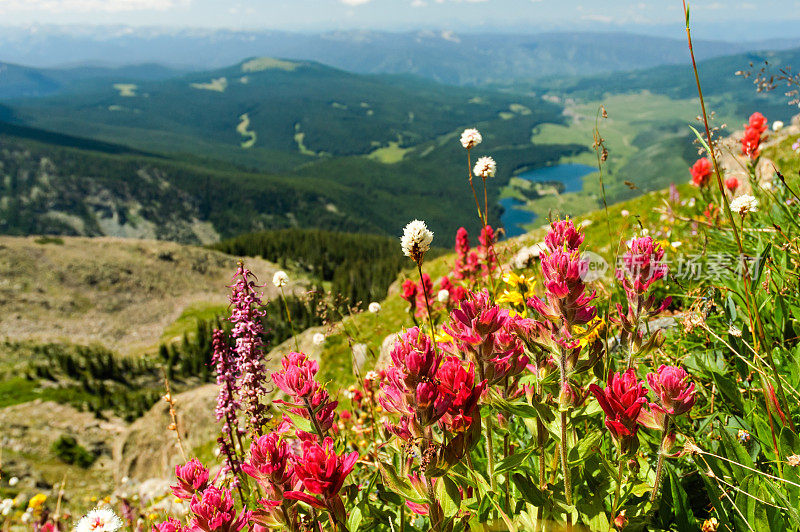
[75,508,124,532]
[437,289,450,303]
[272,270,289,288]
[312,333,326,346]
[368,302,381,313]
[730,194,758,216]
[401,220,434,263]
[460,128,482,149]
[473,156,496,178]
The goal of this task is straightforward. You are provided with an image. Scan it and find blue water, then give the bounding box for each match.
[500,163,596,238]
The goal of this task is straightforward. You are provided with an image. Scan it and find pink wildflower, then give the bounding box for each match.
[229,264,269,431]
[171,459,210,500]
[589,369,649,455]
[188,486,250,532]
[646,365,696,418]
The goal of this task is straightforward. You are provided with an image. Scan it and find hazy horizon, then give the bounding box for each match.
[0,0,798,41]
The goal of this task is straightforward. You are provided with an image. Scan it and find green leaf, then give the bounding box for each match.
[435,476,462,518]
[511,473,546,507]
[284,411,313,433]
[377,462,426,503]
[668,467,698,531]
[689,125,711,154]
[496,448,535,474]
[347,506,362,532]
[712,371,744,413]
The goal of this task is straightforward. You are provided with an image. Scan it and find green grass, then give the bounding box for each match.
[160,302,229,343]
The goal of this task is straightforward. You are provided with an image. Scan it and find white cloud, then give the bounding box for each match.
[0,0,190,12]
[411,0,426,6]
[340,0,372,5]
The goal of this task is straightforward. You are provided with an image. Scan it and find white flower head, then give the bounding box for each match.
[8,477,19,487]
[437,289,450,303]
[365,370,379,381]
[368,302,381,313]
[728,324,743,338]
[312,332,326,346]
[272,270,289,288]
[730,194,758,216]
[22,509,33,523]
[772,120,784,132]
[401,219,434,263]
[473,156,496,179]
[1,499,14,516]
[76,508,124,532]
[460,128,482,149]
[620,209,630,217]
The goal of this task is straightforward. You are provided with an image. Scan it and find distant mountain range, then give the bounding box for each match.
[0,57,581,243]
[2,26,800,85]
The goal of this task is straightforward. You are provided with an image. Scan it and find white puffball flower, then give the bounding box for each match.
[312,333,326,346]
[473,156,496,179]
[671,241,683,249]
[620,209,630,217]
[368,302,381,313]
[437,289,450,303]
[460,128,482,149]
[401,219,434,263]
[272,270,289,288]
[0,499,14,516]
[730,194,758,216]
[75,508,124,532]
[8,477,18,487]
[772,120,784,132]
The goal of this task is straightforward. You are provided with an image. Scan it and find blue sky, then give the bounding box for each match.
[0,0,798,38]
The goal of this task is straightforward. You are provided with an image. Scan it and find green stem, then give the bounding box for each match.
[418,263,438,352]
[612,458,624,518]
[650,415,671,503]
[559,347,573,531]
[280,287,300,353]
[467,150,486,227]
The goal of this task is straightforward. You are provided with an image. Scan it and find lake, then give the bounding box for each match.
[499,163,596,238]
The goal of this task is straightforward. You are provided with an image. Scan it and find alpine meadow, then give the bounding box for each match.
[1,1,800,531]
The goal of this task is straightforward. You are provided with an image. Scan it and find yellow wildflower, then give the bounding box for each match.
[434,330,453,344]
[498,271,536,306]
[28,494,46,510]
[574,317,605,347]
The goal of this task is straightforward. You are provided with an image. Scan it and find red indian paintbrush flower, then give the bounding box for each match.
[741,126,762,160]
[690,158,713,187]
[188,486,250,532]
[748,112,768,135]
[646,365,696,417]
[242,432,295,496]
[589,369,649,455]
[390,327,441,385]
[285,437,358,515]
[544,219,584,252]
[153,518,185,532]
[271,351,319,399]
[725,176,739,192]
[171,459,210,500]
[437,357,486,433]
